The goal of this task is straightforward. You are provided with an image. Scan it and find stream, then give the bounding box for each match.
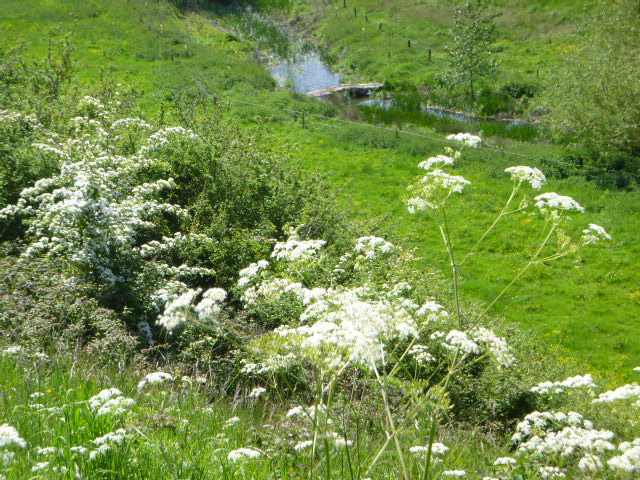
[234,8,535,136]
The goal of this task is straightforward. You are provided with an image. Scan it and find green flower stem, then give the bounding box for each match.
[435,207,462,328]
[482,221,558,315]
[372,363,410,480]
[460,183,520,267]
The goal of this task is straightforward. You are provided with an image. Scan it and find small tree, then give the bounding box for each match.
[444,0,500,104]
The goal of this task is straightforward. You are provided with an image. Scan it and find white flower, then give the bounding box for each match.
[248,387,267,399]
[442,470,466,477]
[608,446,640,473]
[406,169,470,212]
[88,388,124,408]
[443,330,480,355]
[419,155,455,170]
[534,193,585,213]
[505,166,546,189]
[493,457,516,466]
[582,224,612,245]
[593,384,640,403]
[70,446,88,454]
[36,447,57,455]
[447,132,482,147]
[294,440,313,451]
[224,416,241,427]
[0,424,27,449]
[531,374,596,394]
[137,372,174,392]
[93,429,128,445]
[89,444,111,460]
[96,396,136,416]
[410,442,448,456]
[578,454,603,472]
[354,236,394,259]
[228,448,261,462]
[271,231,326,261]
[32,462,50,472]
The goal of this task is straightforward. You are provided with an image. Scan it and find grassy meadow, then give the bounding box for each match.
[1,0,640,478]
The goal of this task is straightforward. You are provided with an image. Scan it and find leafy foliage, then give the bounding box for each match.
[442,0,501,103]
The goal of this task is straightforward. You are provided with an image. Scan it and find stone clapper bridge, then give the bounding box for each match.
[307,83,384,98]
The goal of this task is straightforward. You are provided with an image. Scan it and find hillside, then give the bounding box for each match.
[1,1,640,478]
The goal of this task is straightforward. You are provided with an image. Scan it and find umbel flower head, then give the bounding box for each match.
[406,169,471,212]
[534,192,585,213]
[505,166,547,190]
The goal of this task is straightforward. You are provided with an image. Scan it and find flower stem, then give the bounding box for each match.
[436,207,462,328]
[482,222,557,315]
[460,184,520,267]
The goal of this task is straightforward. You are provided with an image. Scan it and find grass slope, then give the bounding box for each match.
[275,0,589,89]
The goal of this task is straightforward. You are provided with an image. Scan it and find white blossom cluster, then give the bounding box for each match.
[409,442,449,456]
[0,424,26,449]
[354,236,394,259]
[446,132,482,147]
[88,388,135,416]
[157,287,227,332]
[504,166,547,189]
[507,408,640,476]
[227,447,261,462]
[406,169,471,212]
[274,287,418,369]
[531,374,596,395]
[593,383,640,405]
[271,234,326,261]
[137,372,175,392]
[237,260,270,287]
[534,193,585,213]
[0,100,203,286]
[441,328,514,367]
[582,224,612,245]
[418,154,455,170]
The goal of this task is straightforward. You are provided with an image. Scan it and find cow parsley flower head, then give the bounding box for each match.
[88,388,124,409]
[531,374,596,395]
[410,442,448,456]
[494,457,517,466]
[608,445,640,473]
[534,193,585,213]
[505,166,546,189]
[582,224,612,245]
[354,236,394,259]
[0,424,26,449]
[271,229,326,261]
[593,384,640,404]
[406,169,470,212]
[418,155,454,170]
[294,440,313,451]
[578,454,603,472]
[442,470,466,477]
[447,132,482,147]
[137,372,174,392]
[228,448,261,462]
[248,387,267,399]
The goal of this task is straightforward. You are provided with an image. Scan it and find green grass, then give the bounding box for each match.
[273,0,589,89]
[0,351,507,479]
[0,0,275,110]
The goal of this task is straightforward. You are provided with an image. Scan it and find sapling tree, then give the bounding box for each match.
[444,0,500,103]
